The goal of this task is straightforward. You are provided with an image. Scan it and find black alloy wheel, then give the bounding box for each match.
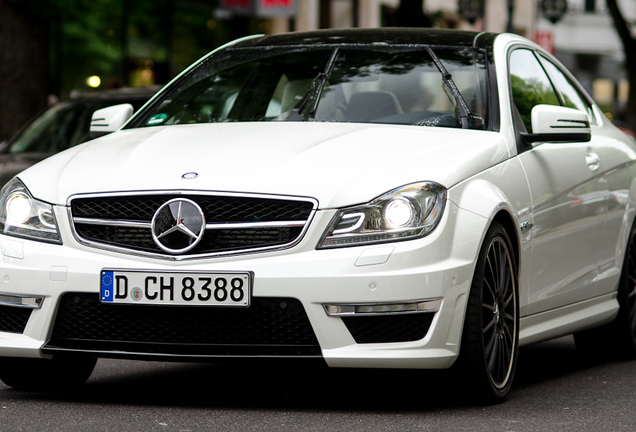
[621,224,636,352]
[574,221,636,359]
[460,222,518,402]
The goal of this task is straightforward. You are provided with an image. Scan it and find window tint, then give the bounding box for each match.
[509,49,559,133]
[538,56,595,123]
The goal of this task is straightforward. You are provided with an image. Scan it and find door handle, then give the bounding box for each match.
[586,148,600,171]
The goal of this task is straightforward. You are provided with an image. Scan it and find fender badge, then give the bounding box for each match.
[182,172,198,180]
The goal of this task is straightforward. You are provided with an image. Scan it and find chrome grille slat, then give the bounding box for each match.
[73,218,152,228]
[72,218,306,230]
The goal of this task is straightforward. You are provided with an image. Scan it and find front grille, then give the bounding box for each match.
[70,193,316,258]
[0,306,32,334]
[341,313,435,344]
[45,293,321,358]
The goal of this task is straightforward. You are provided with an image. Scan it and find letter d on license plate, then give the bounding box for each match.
[100,269,252,306]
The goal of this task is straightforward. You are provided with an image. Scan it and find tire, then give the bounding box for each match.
[575,221,636,359]
[614,222,636,357]
[460,222,519,402]
[0,356,96,392]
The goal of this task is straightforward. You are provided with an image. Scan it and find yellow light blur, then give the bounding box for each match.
[87,75,101,88]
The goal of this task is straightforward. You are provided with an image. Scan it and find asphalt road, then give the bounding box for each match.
[1,335,635,432]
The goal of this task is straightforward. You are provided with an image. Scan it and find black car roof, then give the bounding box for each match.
[233,28,499,50]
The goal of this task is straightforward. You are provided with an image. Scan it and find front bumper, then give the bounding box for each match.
[0,202,485,369]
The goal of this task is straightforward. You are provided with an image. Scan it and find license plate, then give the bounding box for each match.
[100,269,252,306]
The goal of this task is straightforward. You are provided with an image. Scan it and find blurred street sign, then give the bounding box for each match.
[535,30,554,54]
[257,0,296,17]
[221,0,253,14]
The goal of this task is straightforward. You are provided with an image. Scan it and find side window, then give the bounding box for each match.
[538,56,596,124]
[509,49,560,133]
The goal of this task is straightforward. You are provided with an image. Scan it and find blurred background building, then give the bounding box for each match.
[1,0,635,142]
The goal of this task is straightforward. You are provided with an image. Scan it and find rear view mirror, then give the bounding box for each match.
[521,104,591,144]
[89,104,134,138]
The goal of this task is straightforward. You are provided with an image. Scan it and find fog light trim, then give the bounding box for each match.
[324,298,442,317]
[0,293,44,309]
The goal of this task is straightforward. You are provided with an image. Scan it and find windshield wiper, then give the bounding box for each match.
[288,48,340,121]
[426,47,472,129]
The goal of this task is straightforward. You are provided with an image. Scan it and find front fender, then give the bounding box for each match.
[447,157,533,315]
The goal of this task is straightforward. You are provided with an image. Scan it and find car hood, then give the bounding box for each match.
[19,122,509,208]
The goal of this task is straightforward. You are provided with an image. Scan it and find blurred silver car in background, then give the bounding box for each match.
[0,87,157,186]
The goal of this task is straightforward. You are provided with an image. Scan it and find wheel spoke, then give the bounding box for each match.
[503,291,514,308]
[487,333,499,373]
[630,302,636,331]
[503,322,513,345]
[500,334,510,375]
[484,326,497,356]
[492,244,501,289]
[498,247,507,293]
[486,254,497,292]
[483,279,496,303]
[483,316,496,334]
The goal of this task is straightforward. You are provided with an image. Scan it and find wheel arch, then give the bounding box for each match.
[491,209,521,275]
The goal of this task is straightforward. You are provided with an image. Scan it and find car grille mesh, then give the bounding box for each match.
[341,313,435,344]
[45,293,321,357]
[71,194,315,257]
[0,306,32,334]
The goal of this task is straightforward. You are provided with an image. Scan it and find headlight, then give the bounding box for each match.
[318,182,446,248]
[0,178,61,244]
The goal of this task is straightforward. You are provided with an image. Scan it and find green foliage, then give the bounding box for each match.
[5,0,267,96]
[510,74,559,133]
[58,0,122,94]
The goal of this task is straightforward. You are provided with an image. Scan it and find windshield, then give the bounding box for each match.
[132,45,489,130]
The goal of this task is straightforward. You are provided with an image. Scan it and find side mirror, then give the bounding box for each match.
[89,104,134,139]
[521,104,591,144]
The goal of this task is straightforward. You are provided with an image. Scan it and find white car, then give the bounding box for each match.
[0,29,634,401]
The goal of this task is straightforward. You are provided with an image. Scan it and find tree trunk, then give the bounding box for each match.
[0,1,49,143]
[606,0,636,132]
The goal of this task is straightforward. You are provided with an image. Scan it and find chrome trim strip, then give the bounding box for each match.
[67,190,319,261]
[205,221,306,230]
[73,218,152,228]
[73,218,306,230]
[41,346,323,360]
[0,294,44,309]
[323,298,442,317]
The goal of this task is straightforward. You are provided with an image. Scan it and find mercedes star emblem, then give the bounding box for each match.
[151,198,206,254]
